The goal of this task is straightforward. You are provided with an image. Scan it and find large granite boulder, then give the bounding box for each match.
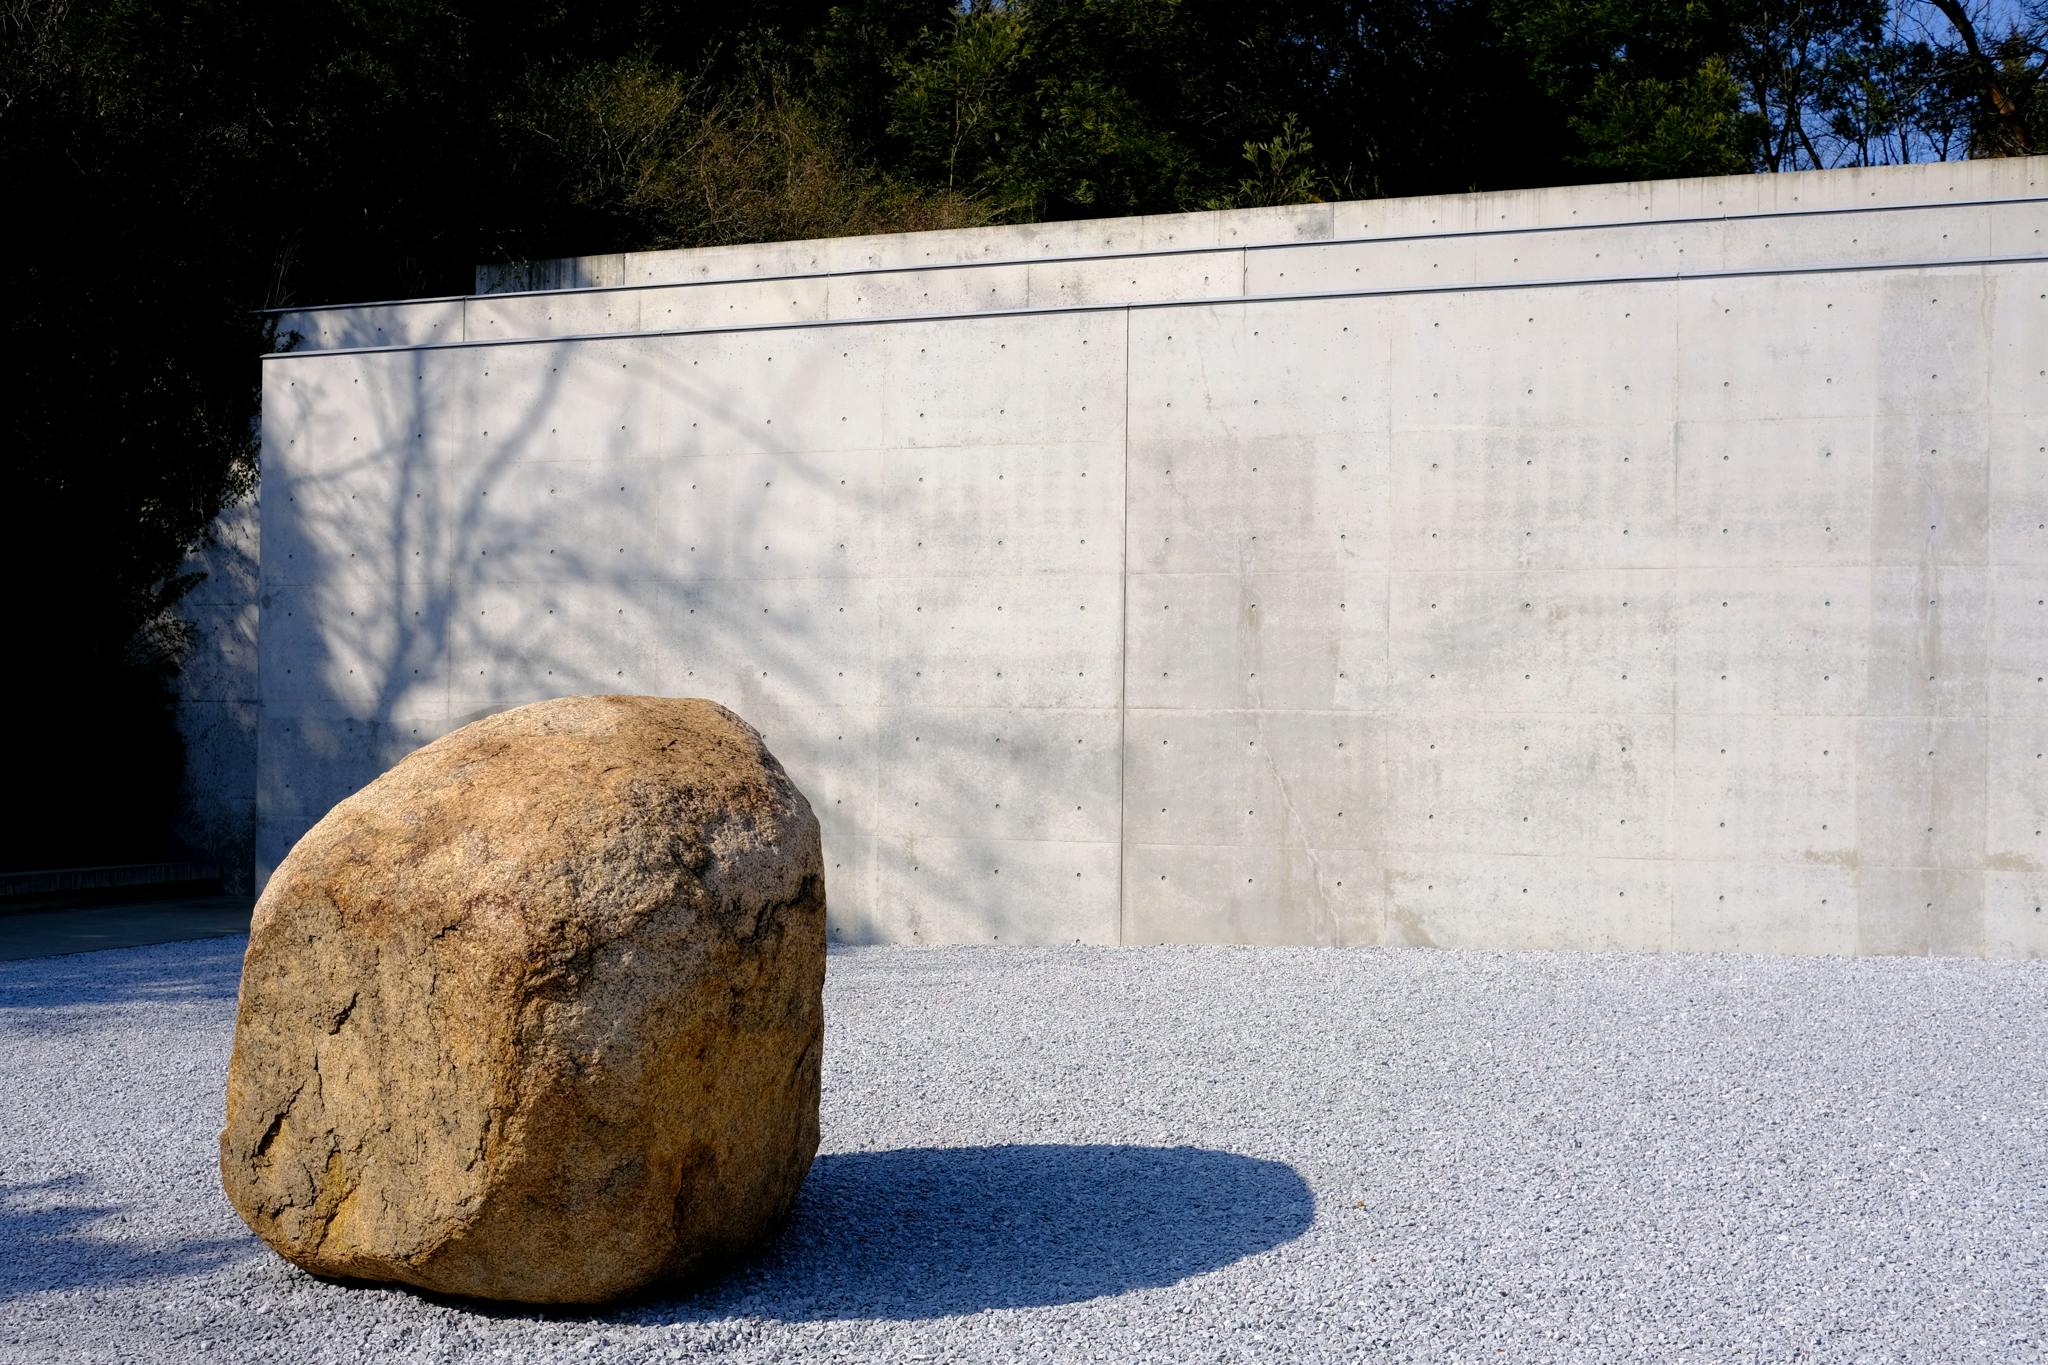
[220,695,826,1304]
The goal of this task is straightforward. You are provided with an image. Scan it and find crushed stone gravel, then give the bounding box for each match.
[0,937,2043,1363]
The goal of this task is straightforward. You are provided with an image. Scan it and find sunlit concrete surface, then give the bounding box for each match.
[228,158,2048,955]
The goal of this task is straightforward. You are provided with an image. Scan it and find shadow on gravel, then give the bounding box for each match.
[0,1174,253,1302]
[635,1143,1315,1322]
[0,936,243,1038]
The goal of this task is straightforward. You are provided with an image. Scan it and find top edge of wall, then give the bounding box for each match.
[474,158,2045,296]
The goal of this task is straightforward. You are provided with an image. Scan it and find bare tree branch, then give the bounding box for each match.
[1926,0,2034,153]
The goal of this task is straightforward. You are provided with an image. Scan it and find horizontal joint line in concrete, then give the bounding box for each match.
[1119,708,2006,720]
[1139,564,2002,577]
[1120,842,1987,874]
[861,834,1120,848]
[262,192,2048,316]
[259,252,2048,361]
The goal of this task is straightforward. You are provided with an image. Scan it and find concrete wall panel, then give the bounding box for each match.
[887,312,1125,449]
[741,706,881,836]
[1988,262,2047,402]
[1986,873,2048,957]
[1250,236,1477,292]
[1866,566,1988,717]
[452,458,674,585]
[1856,716,1988,871]
[1027,251,1240,308]
[1131,300,1391,440]
[1469,218,1723,278]
[1720,205,1989,269]
[1385,853,1673,953]
[1986,719,2048,869]
[1394,283,1679,430]
[826,264,1028,319]
[1672,715,1857,865]
[242,164,2048,958]
[1671,861,1856,955]
[1127,431,1392,576]
[880,573,1123,711]
[1124,572,1387,712]
[270,165,2045,357]
[1990,197,2048,254]
[1878,272,1991,416]
[1381,714,1672,860]
[277,301,462,351]
[662,578,883,712]
[1388,570,1672,715]
[1123,709,1383,851]
[471,337,670,465]
[263,459,450,589]
[636,278,828,330]
[869,441,1124,577]
[468,290,641,341]
[1671,567,1870,716]
[475,160,2039,295]
[875,707,1120,844]
[1124,844,1382,947]
[1856,867,1985,957]
[1677,274,1880,422]
[175,699,257,890]
[446,580,665,712]
[1990,414,2048,564]
[1390,423,1678,572]
[260,580,451,720]
[1989,566,2048,716]
[1673,417,1870,567]
[874,834,1120,945]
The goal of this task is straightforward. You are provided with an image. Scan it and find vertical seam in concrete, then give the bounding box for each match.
[1862,286,1880,953]
[1666,278,1682,951]
[1118,306,1134,946]
[252,418,268,896]
[1380,318,1395,948]
[1979,261,1994,955]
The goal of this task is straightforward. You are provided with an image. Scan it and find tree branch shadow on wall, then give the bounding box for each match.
[262,338,771,849]
[265,324,1040,946]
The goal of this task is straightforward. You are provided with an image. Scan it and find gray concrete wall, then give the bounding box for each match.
[277,159,2046,354]
[173,497,259,894]
[249,161,2048,957]
[470,157,2039,292]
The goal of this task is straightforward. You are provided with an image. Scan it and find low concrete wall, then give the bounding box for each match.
[471,158,2041,291]
[277,160,2046,354]
[249,161,2048,956]
[173,498,258,894]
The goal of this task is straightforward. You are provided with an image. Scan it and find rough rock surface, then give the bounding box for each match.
[219,695,826,1305]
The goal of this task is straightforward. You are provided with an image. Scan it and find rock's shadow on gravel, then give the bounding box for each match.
[634,1143,1315,1322]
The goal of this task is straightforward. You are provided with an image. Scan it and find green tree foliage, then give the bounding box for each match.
[1220,114,1327,209]
[510,52,986,250]
[0,0,2025,867]
[1506,0,1756,177]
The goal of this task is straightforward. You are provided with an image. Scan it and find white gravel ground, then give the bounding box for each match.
[0,936,2043,1364]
